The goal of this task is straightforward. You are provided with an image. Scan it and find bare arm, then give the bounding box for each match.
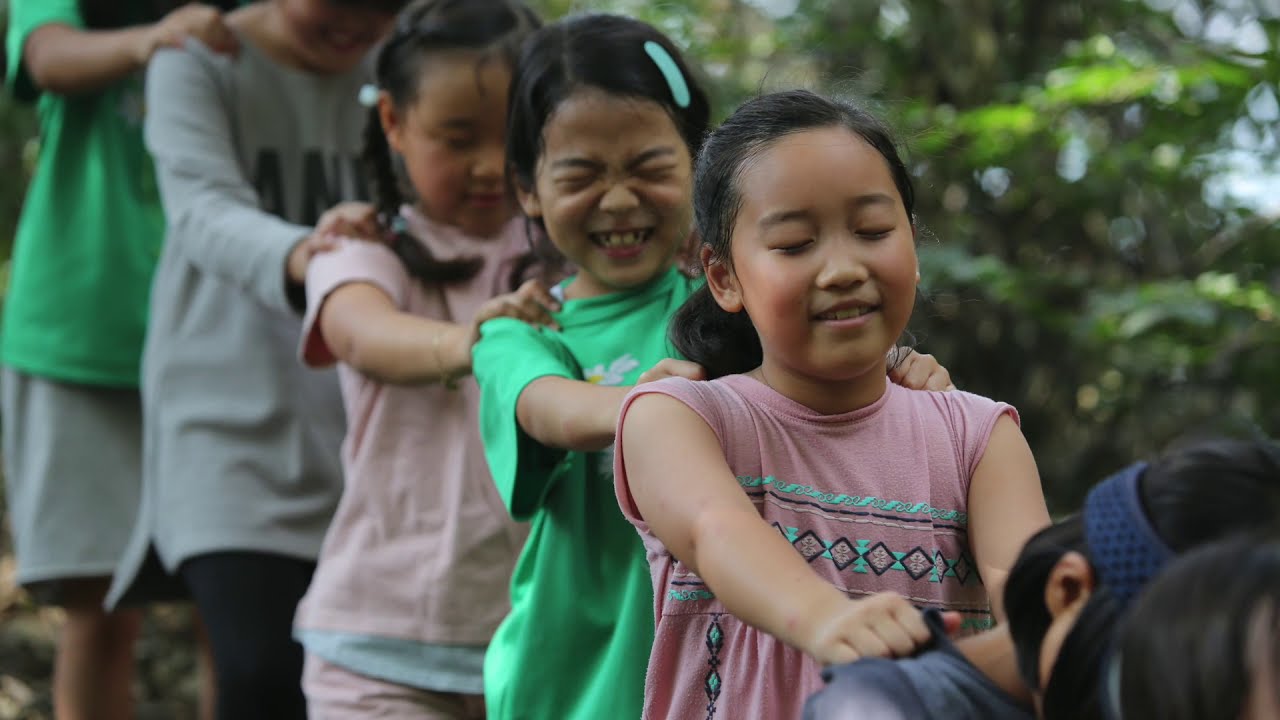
[316,278,557,385]
[22,6,235,96]
[517,377,632,452]
[620,393,932,662]
[22,24,153,94]
[966,414,1049,623]
[317,283,470,385]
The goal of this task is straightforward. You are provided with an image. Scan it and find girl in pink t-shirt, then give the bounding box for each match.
[292,1,557,717]
[614,90,1051,719]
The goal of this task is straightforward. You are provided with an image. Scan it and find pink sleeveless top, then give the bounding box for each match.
[614,375,1016,720]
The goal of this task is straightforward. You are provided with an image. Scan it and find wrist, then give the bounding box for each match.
[787,583,849,653]
[133,24,161,66]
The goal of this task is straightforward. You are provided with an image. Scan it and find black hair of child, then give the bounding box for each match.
[77,0,410,31]
[504,13,711,274]
[1111,534,1280,720]
[668,89,916,380]
[363,0,540,288]
[1002,437,1280,720]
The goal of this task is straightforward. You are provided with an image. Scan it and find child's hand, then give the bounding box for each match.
[800,592,932,665]
[147,3,238,59]
[286,233,339,285]
[889,349,956,392]
[637,358,706,385]
[315,202,379,242]
[469,279,561,340]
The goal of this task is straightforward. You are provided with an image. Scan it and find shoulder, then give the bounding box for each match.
[891,386,1019,429]
[147,41,230,99]
[474,318,575,374]
[623,376,743,439]
[308,240,410,297]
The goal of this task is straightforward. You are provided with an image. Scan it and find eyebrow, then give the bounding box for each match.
[549,146,679,172]
[757,193,898,229]
[626,146,678,170]
[441,118,477,130]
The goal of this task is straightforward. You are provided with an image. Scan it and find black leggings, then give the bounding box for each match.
[181,551,316,720]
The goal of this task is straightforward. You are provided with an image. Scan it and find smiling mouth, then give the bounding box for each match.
[815,305,877,321]
[590,229,654,249]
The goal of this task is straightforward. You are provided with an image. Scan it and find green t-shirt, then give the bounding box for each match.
[3,0,164,386]
[474,266,698,720]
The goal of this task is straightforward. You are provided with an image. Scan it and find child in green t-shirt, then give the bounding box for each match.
[3,2,237,716]
[471,17,712,720]
[472,14,956,720]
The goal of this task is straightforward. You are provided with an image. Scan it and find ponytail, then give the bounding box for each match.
[360,105,483,285]
[669,282,760,379]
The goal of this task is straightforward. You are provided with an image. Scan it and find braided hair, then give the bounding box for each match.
[362,0,540,287]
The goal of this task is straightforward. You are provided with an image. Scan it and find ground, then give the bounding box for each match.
[0,504,201,720]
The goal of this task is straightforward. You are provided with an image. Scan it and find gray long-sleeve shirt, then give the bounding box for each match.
[110,38,370,602]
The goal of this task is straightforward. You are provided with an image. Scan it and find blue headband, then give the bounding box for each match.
[643,41,691,109]
[1083,461,1174,608]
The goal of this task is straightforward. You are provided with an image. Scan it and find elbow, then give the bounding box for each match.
[24,53,70,95]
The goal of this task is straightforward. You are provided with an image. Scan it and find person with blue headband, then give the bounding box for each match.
[805,435,1280,720]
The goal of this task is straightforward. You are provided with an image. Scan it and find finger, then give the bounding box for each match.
[847,627,892,660]
[890,603,933,647]
[940,611,964,636]
[887,354,910,382]
[665,359,706,381]
[923,368,953,392]
[944,383,957,392]
[518,280,562,312]
[821,643,859,666]
[901,359,935,390]
[869,618,917,658]
[521,300,559,330]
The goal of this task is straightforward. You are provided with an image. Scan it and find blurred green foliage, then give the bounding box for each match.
[2,0,1277,510]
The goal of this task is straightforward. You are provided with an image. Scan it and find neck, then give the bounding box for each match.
[753,359,888,415]
[563,264,674,301]
[237,4,314,73]
[954,626,1034,705]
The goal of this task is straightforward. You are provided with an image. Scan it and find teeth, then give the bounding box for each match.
[592,230,650,247]
[824,307,872,320]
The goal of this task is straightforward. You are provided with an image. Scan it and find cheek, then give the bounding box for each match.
[409,152,466,207]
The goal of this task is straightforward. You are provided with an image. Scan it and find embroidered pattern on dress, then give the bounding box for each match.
[704,614,724,720]
[737,475,968,525]
[775,524,982,585]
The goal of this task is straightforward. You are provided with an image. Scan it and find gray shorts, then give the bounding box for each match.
[2,367,142,604]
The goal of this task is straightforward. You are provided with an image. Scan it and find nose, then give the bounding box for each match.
[599,182,640,213]
[474,144,505,182]
[815,236,869,289]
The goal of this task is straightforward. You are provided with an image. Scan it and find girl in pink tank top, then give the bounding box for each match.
[614,90,1051,719]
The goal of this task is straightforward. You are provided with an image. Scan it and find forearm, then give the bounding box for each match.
[517,378,632,452]
[690,505,847,650]
[23,24,154,95]
[339,316,472,386]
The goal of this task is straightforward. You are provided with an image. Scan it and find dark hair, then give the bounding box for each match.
[1003,437,1280,720]
[363,0,539,286]
[504,14,710,273]
[77,0,240,30]
[1108,536,1280,720]
[507,13,709,192]
[669,90,917,379]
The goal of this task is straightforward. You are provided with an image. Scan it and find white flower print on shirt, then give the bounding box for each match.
[583,353,640,478]
[584,353,640,386]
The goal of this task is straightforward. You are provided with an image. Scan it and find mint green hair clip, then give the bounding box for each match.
[643,40,691,109]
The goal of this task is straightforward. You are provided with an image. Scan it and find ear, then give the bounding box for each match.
[516,184,541,219]
[1043,551,1097,619]
[702,244,744,313]
[378,91,405,155]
